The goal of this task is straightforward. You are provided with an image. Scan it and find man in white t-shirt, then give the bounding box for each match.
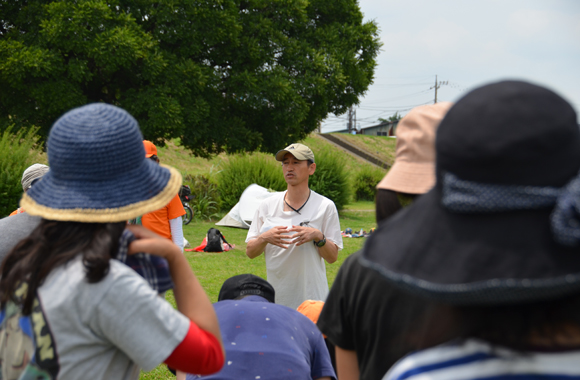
[245,143,343,309]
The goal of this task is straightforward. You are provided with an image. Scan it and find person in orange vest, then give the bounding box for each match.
[9,164,49,216]
[141,140,186,252]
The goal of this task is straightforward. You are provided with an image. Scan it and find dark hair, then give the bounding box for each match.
[307,159,314,166]
[387,287,580,356]
[0,219,126,315]
[375,189,417,224]
[451,295,580,350]
[149,155,159,163]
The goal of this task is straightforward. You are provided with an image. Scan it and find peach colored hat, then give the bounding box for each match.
[377,102,452,194]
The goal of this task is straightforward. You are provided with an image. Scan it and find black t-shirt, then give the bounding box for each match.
[318,250,426,380]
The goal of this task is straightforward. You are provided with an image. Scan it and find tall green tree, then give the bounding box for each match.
[0,0,380,156]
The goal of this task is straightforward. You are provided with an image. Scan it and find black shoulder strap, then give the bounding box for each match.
[218,231,232,248]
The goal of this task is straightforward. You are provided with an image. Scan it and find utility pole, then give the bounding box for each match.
[431,75,448,103]
[354,108,357,134]
[347,106,353,133]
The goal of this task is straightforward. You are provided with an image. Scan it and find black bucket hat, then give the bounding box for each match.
[218,274,275,303]
[360,80,580,305]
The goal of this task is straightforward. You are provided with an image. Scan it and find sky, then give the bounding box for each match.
[321,0,580,132]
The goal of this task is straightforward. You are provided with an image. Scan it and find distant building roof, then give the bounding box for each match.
[361,120,399,131]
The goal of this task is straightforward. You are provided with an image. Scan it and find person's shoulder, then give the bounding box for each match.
[258,191,285,208]
[167,193,182,207]
[49,257,146,288]
[310,190,336,208]
[341,250,363,271]
[0,212,41,229]
[383,339,514,380]
[331,250,370,286]
[215,298,294,319]
[108,259,151,283]
[0,213,42,263]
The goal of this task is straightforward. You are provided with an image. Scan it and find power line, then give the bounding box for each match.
[371,82,432,87]
[361,89,432,105]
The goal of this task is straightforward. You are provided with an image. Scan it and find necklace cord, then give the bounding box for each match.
[284,190,311,215]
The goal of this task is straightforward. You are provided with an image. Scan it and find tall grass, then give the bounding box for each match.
[353,165,387,201]
[217,153,287,211]
[0,127,43,218]
[184,172,222,218]
[309,146,352,211]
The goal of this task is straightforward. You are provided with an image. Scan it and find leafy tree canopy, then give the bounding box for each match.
[0,0,381,156]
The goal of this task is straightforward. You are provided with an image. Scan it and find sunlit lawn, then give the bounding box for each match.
[140,203,376,380]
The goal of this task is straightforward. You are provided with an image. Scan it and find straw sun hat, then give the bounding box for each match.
[21,103,182,223]
[361,81,580,305]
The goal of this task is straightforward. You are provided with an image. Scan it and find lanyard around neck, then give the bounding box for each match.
[284,190,311,215]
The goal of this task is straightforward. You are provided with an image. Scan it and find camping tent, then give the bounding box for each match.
[216,184,280,229]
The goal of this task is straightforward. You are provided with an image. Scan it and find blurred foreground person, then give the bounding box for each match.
[9,163,49,216]
[0,164,50,262]
[0,104,224,380]
[188,274,336,380]
[360,81,580,379]
[317,102,451,380]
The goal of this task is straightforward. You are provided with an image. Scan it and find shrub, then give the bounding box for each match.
[192,193,220,221]
[217,153,286,211]
[309,146,352,211]
[184,172,221,209]
[0,127,43,218]
[354,165,387,201]
[182,172,222,221]
[217,147,352,212]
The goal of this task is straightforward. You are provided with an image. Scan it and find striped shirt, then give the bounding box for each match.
[384,339,580,380]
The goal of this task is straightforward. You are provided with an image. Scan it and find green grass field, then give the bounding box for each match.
[139,203,376,380]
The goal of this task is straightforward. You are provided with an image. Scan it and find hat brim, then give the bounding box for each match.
[377,161,435,194]
[359,186,580,305]
[21,162,181,223]
[275,149,311,162]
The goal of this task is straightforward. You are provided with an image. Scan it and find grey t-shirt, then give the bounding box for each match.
[2,255,190,380]
[0,213,41,263]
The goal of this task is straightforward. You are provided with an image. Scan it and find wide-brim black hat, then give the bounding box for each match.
[360,80,580,305]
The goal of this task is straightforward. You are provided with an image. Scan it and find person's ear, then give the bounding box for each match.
[308,162,316,175]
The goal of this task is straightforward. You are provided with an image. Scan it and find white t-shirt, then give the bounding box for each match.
[1,255,190,380]
[246,190,343,309]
